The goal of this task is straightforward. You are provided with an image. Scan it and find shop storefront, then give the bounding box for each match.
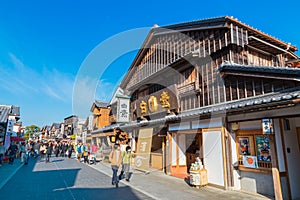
[97,16,300,199]
[228,104,300,199]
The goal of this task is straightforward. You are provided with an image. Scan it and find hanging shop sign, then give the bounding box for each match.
[116,96,130,123]
[6,119,15,135]
[262,119,274,134]
[136,87,178,118]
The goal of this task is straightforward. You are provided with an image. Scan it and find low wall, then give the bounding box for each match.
[240,171,274,197]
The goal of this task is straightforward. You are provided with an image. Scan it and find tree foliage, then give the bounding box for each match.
[24,125,41,140]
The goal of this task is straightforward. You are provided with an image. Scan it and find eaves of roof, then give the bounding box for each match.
[92,89,300,132]
[219,63,300,81]
[0,106,10,123]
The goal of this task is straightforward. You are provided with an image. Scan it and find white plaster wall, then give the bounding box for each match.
[229,130,241,190]
[273,119,285,172]
[169,121,190,131]
[238,120,261,130]
[192,117,223,129]
[284,118,300,199]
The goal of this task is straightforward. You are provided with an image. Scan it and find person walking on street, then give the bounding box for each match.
[40,143,47,159]
[25,140,32,165]
[54,142,60,157]
[8,141,18,165]
[45,141,53,163]
[0,142,5,166]
[67,142,74,159]
[119,146,132,182]
[19,142,26,164]
[76,142,83,162]
[33,140,40,158]
[109,143,122,188]
[83,144,89,164]
[61,142,67,157]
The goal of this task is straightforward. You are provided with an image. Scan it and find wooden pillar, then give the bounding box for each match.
[165,132,171,175]
[269,135,283,200]
[162,139,165,172]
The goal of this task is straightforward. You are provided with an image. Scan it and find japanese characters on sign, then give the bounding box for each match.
[138,90,176,117]
[140,100,147,115]
[262,119,274,134]
[117,97,130,122]
[160,91,171,113]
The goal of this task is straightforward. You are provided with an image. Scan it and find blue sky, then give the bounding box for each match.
[0,0,299,127]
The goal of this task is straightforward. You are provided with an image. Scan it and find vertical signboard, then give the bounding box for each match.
[117,97,130,123]
[88,115,94,131]
[262,119,274,134]
[6,120,14,136]
[135,128,153,171]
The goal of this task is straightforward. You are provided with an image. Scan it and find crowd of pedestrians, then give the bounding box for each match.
[1,138,134,190]
[0,139,88,166]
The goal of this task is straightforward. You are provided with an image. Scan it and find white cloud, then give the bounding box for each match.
[0,53,75,102]
[95,80,115,102]
[72,78,116,118]
[0,53,117,120]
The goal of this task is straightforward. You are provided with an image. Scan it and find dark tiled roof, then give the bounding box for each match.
[160,16,227,30]
[94,100,109,108]
[157,16,296,51]
[42,125,51,131]
[180,90,300,118]
[0,105,20,123]
[219,63,300,76]
[52,123,61,129]
[0,105,10,123]
[117,89,300,130]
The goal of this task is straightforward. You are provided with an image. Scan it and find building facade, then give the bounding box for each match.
[111,16,300,199]
[0,105,21,145]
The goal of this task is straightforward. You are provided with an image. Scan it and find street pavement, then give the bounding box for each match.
[0,156,272,200]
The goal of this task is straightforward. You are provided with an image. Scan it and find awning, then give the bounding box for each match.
[10,137,25,142]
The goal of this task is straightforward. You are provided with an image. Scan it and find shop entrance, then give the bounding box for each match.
[169,130,201,177]
[186,133,202,172]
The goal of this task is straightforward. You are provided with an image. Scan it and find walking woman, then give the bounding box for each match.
[45,141,53,163]
[109,144,122,188]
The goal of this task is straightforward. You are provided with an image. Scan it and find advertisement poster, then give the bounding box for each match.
[243,156,258,168]
[238,137,250,155]
[256,136,271,162]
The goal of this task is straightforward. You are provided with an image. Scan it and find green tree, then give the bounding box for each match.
[24,125,41,140]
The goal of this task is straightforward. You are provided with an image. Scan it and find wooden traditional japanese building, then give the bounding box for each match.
[100,16,300,199]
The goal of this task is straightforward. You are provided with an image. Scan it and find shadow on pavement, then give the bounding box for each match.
[0,157,152,200]
[50,159,64,163]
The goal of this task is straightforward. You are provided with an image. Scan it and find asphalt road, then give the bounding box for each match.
[0,157,153,200]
